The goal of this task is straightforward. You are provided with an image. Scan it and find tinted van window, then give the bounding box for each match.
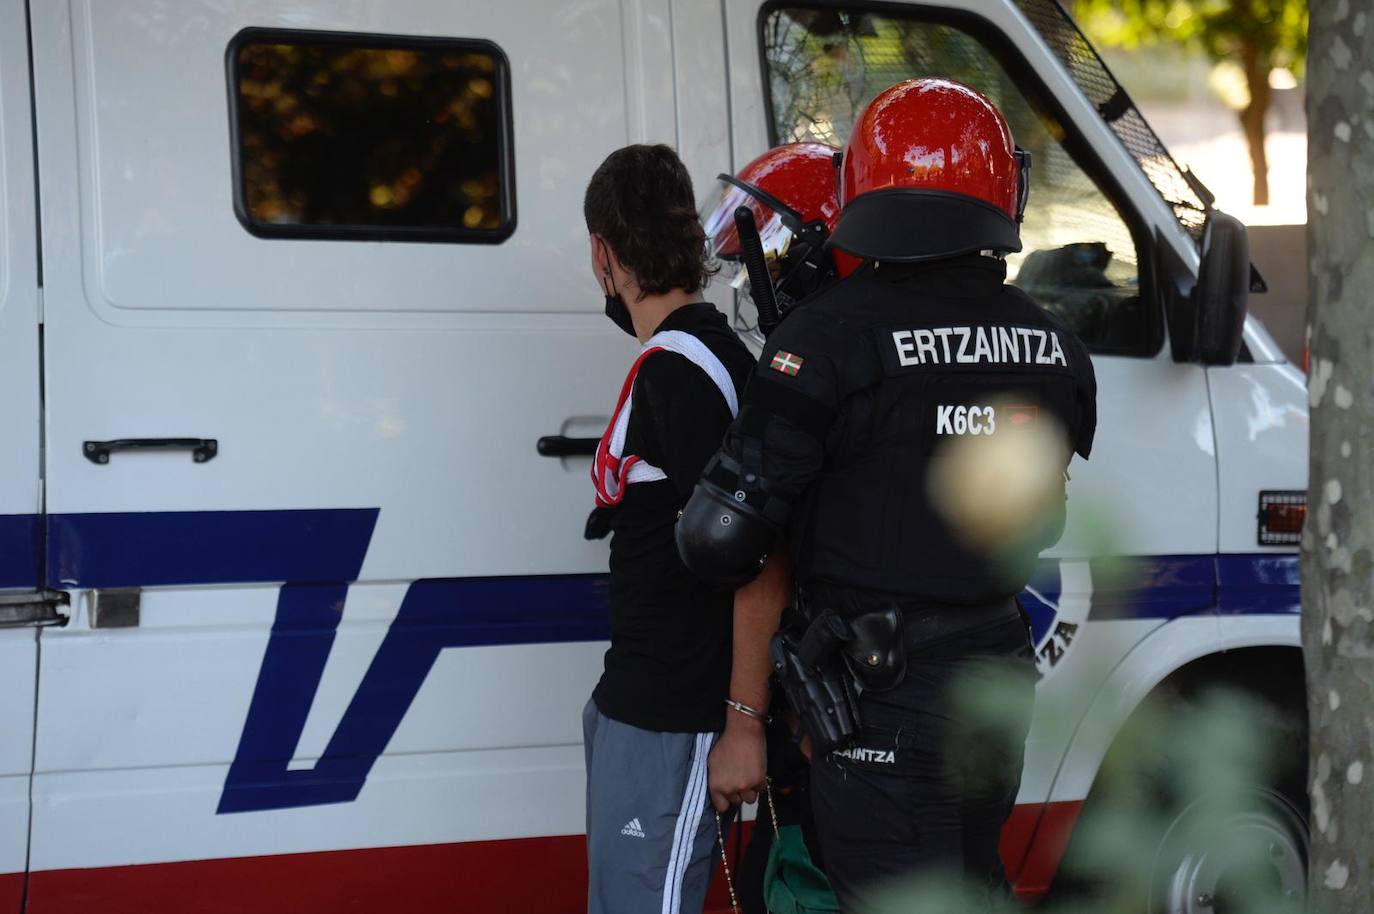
[231,30,515,242]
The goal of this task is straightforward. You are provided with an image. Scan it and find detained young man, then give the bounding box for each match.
[580,144,790,914]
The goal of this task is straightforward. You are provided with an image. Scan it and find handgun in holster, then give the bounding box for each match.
[770,611,859,756]
[769,601,907,755]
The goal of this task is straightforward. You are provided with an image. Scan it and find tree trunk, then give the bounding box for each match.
[1239,42,1272,206]
[1303,4,1374,911]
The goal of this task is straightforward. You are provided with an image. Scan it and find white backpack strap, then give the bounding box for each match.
[624,462,668,484]
[598,329,737,499]
[642,330,740,418]
[606,393,635,459]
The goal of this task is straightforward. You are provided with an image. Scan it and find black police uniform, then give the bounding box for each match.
[711,253,1096,907]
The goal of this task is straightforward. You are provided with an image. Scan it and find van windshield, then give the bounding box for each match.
[762,7,1156,355]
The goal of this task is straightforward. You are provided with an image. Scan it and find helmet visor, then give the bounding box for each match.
[700,177,797,279]
[702,181,790,339]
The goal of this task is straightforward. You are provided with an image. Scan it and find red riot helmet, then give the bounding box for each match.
[829,78,1032,263]
[700,142,859,321]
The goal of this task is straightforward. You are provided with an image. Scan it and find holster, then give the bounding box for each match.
[771,591,913,753]
[838,607,906,692]
[770,614,860,756]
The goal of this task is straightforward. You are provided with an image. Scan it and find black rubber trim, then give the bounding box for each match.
[828,188,1022,262]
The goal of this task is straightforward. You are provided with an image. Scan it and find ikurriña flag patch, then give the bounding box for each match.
[769,350,804,376]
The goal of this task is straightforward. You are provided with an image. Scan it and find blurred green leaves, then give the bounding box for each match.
[1074,0,1308,205]
[1075,0,1308,77]
[857,682,1306,913]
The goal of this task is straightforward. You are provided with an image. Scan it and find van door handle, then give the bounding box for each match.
[84,438,218,465]
[536,435,599,458]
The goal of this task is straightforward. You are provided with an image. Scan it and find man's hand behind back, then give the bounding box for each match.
[708,713,766,812]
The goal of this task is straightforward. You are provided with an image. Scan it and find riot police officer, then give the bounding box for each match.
[677,79,1098,909]
[698,140,851,912]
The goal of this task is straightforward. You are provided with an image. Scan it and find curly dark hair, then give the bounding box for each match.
[583,144,712,299]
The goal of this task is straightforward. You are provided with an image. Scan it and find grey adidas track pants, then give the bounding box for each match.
[583,698,720,914]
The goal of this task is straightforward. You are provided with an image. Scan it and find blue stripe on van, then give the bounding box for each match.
[218,573,611,813]
[0,514,41,589]
[1082,553,1300,621]
[29,508,1298,815]
[46,508,380,588]
[1086,554,1219,621]
[40,508,1300,619]
[215,552,1296,814]
[1217,552,1300,615]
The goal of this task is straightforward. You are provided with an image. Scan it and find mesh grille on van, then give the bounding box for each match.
[1014,0,1211,241]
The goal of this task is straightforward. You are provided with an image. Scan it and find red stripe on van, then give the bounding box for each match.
[26,838,590,914]
[1006,800,1085,898]
[22,836,744,914]
[22,802,1077,913]
[0,871,23,913]
[1000,801,1042,881]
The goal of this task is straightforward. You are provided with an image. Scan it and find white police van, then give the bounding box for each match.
[0,0,1307,911]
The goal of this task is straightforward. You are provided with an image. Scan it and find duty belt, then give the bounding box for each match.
[775,594,1024,754]
[803,586,1022,645]
[899,598,1022,650]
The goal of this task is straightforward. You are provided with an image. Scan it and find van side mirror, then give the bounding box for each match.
[1192,210,1250,365]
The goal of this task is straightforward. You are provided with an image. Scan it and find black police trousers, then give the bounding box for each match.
[810,614,1037,912]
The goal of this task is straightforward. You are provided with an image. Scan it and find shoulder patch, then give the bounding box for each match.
[769,350,805,377]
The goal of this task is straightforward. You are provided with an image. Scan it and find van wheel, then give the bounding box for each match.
[1149,787,1308,914]
[1049,673,1308,913]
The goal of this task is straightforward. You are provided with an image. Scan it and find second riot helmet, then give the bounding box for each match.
[700,142,858,321]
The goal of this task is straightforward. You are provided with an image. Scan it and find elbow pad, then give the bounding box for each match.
[676,449,793,586]
[676,478,779,586]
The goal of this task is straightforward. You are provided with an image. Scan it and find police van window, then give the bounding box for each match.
[762,7,1154,356]
[229,29,515,243]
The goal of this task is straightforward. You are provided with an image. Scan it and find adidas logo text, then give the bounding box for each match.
[620,818,645,838]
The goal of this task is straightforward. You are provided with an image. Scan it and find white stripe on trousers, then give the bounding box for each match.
[662,732,712,914]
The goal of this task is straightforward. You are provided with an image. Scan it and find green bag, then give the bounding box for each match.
[761,787,841,914]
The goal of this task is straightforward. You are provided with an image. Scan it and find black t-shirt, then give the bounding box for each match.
[592,303,755,733]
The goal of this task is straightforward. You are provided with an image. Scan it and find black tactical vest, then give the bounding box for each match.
[725,255,1097,605]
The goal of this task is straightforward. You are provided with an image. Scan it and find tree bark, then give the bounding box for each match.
[1303,3,1374,911]
[1240,42,1272,206]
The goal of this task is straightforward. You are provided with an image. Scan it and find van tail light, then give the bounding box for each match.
[1258,491,1306,546]
[1302,340,1310,374]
